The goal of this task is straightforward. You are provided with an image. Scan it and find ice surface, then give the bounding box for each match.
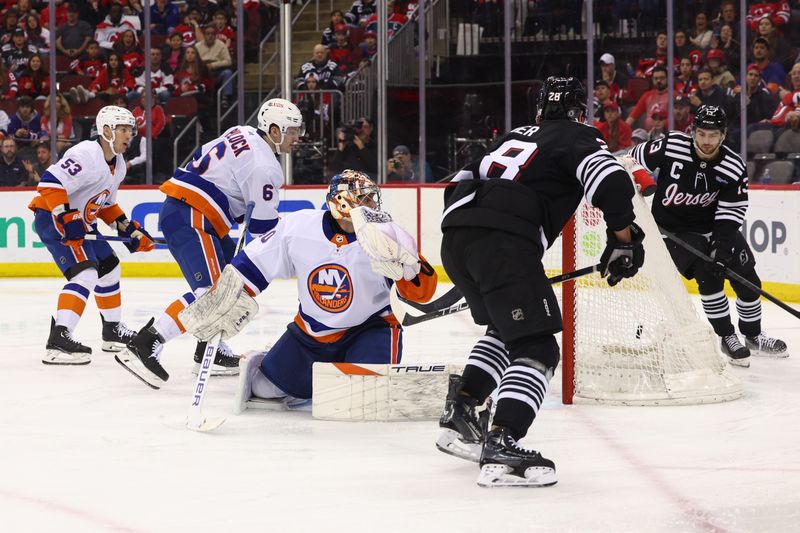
[1,278,798,533]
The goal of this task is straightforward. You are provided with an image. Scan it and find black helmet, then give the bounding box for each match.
[536,76,587,123]
[693,105,727,133]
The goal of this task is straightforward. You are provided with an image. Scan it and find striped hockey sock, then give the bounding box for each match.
[55,269,98,331]
[461,332,510,402]
[736,298,761,338]
[155,291,199,341]
[700,290,734,336]
[491,360,550,439]
[95,264,122,323]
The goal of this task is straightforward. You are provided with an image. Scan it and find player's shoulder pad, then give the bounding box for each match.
[718,144,747,181]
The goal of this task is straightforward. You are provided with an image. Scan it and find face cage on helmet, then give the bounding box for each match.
[327,177,381,220]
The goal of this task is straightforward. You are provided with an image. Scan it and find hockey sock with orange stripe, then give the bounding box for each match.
[155,291,199,341]
[95,264,122,322]
[56,269,98,331]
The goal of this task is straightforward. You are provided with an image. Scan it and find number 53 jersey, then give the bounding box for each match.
[29,139,127,223]
[442,120,636,251]
[160,125,283,237]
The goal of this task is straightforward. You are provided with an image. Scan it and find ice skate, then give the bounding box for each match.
[436,374,485,463]
[477,427,557,488]
[193,340,240,376]
[43,317,92,365]
[115,318,169,389]
[746,333,788,358]
[721,334,750,367]
[234,350,267,413]
[101,317,136,352]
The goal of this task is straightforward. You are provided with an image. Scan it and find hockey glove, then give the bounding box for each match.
[55,208,87,247]
[351,206,421,281]
[708,240,734,278]
[600,222,645,287]
[118,219,155,253]
[617,155,657,197]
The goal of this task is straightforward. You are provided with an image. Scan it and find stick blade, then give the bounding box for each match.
[187,416,226,432]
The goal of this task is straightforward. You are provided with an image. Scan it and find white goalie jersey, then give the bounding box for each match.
[230,209,401,342]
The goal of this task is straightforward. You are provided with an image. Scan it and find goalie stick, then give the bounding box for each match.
[187,201,255,433]
[393,263,603,326]
[661,230,800,320]
[84,234,168,245]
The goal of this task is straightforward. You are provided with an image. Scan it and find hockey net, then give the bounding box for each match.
[545,193,743,405]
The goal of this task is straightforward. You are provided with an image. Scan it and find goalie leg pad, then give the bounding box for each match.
[234,350,268,413]
[178,265,259,341]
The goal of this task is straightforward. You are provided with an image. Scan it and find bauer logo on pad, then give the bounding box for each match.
[308,264,353,313]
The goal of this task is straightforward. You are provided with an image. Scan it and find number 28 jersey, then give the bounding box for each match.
[160,125,283,238]
[442,120,636,251]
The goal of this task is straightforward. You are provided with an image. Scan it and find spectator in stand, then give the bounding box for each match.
[3,28,37,74]
[728,64,779,150]
[712,1,739,39]
[7,96,41,146]
[321,9,346,47]
[128,94,169,182]
[689,11,713,51]
[386,144,432,182]
[595,101,632,152]
[14,0,36,25]
[24,14,50,58]
[224,0,260,56]
[173,45,214,133]
[689,67,731,114]
[71,51,136,104]
[750,37,786,88]
[39,0,69,30]
[0,9,21,46]
[746,2,791,32]
[79,0,109,29]
[598,53,627,102]
[364,0,408,39]
[345,0,377,28]
[40,93,76,154]
[210,11,236,54]
[330,116,377,176]
[636,32,668,78]
[631,128,649,146]
[779,63,800,101]
[706,49,736,89]
[56,2,93,60]
[676,57,699,97]
[173,9,201,47]
[626,66,671,130]
[709,23,739,69]
[770,90,800,130]
[0,60,18,100]
[673,95,694,133]
[295,72,332,139]
[592,80,616,119]
[295,44,341,89]
[162,31,185,72]
[648,104,668,140]
[70,39,104,78]
[196,23,233,108]
[188,0,216,26]
[674,31,693,59]
[0,137,27,186]
[358,30,377,65]
[149,0,181,35]
[113,29,144,76]
[328,24,361,76]
[95,3,136,52]
[21,140,52,186]
[135,47,174,104]
[17,53,49,100]
[755,15,793,70]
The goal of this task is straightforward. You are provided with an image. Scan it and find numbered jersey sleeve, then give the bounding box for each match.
[713,147,749,242]
[230,218,294,296]
[629,133,669,174]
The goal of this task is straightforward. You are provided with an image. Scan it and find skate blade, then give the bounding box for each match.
[750,349,789,359]
[477,464,558,488]
[115,350,165,390]
[187,416,226,432]
[728,356,751,368]
[101,340,126,353]
[42,349,91,365]
[192,363,240,376]
[435,429,481,463]
[245,397,289,411]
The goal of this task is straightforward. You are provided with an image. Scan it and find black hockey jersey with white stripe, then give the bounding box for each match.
[442,120,636,251]
[630,131,748,242]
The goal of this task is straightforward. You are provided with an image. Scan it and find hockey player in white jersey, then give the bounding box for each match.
[177,170,438,409]
[29,105,156,364]
[116,98,304,388]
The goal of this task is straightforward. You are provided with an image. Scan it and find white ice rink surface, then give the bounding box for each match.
[1,277,799,533]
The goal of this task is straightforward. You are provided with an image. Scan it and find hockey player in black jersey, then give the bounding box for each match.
[437,77,645,487]
[630,105,788,367]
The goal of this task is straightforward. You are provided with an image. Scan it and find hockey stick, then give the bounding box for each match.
[661,229,800,320]
[187,201,256,432]
[394,263,603,326]
[397,285,463,313]
[84,234,168,245]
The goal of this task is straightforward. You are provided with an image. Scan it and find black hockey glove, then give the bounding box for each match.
[708,240,734,278]
[600,222,645,287]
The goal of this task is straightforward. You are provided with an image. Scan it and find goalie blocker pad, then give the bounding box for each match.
[312,362,464,421]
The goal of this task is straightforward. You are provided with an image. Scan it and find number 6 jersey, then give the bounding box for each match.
[442,120,636,251]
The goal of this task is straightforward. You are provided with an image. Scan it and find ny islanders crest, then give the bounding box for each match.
[308,264,353,313]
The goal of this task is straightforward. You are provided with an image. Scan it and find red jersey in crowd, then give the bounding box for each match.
[40,115,74,140]
[172,23,197,47]
[120,50,145,73]
[172,71,212,96]
[89,68,137,95]
[770,91,800,127]
[70,56,105,78]
[746,2,790,31]
[17,71,49,98]
[1,69,17,99]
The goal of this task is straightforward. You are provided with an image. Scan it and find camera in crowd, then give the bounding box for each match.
[336,120,364,144]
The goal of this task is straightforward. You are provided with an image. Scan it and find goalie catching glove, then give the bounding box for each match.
[600,222,645,287]
[178,265,259,341]
[350,206,421,281]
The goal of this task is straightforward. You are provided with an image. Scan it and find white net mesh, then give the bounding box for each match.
[545,194,743,405]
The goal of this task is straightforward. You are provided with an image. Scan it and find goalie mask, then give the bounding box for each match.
[326,170,381,221]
